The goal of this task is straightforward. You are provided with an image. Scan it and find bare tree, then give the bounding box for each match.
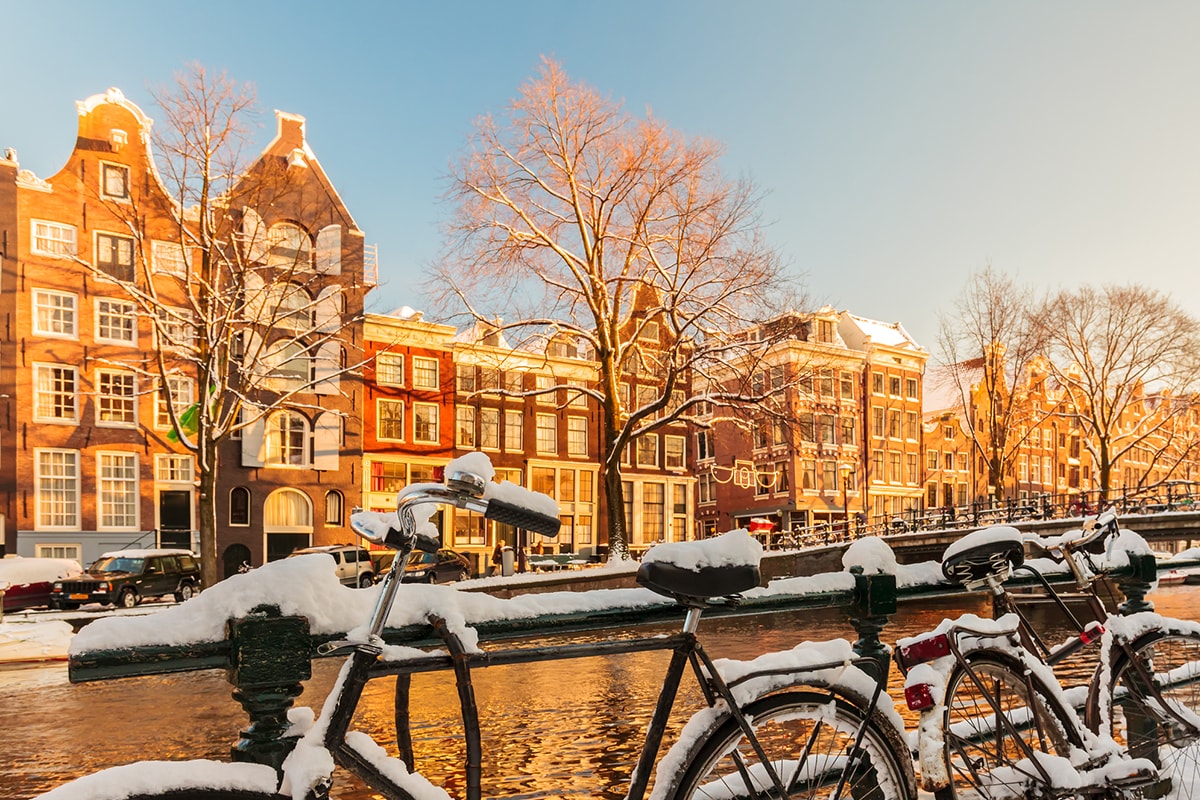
[435,58,793,558]
[937,266,1050,503]
[82,65,364,587]
[1037,284,1200,500]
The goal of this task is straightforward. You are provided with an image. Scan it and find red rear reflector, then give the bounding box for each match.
[1081,622,1104,645]
[905,683,936,711]
[898,633,950,668]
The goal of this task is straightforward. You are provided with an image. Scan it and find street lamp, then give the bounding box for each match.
[839,462,854,538]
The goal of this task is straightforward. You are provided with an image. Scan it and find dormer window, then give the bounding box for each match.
[101,163,129,200]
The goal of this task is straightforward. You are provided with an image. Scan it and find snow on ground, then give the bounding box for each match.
[0,620,73,664]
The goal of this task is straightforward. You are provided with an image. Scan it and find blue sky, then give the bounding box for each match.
[5,1,1199,356]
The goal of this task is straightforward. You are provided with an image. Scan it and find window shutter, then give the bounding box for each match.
[313,412,340,471]
[315,286,342,332]
[315,225,341,275]
[241,416,265,467]
[242,208,269,263]
[242,330,266,382]
[314,342,341,395]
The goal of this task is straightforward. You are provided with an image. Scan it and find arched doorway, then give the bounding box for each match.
[264,488,313,562]
[222,543,252,580]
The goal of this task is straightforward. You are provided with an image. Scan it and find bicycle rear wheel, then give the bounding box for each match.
[1094,629,1200,800]
[942,651,1082,799]
[664,688,914,800]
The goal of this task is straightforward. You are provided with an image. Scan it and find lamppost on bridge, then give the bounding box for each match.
[839,462,854,537]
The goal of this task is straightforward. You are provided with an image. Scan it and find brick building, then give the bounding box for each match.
[0,88,366,571]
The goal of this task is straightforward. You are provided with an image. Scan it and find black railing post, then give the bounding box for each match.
[1117,552,1157,617]
[846,566,897,687]
[226,604,312,775]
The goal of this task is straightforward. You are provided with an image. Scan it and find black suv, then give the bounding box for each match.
[51,549,202,609]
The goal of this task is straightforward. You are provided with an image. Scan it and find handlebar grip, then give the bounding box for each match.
[485,499,561,537]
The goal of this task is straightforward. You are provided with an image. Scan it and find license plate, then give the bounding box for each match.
[69,593,89,600]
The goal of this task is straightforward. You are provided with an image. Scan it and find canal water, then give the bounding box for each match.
[5,584,1200,800]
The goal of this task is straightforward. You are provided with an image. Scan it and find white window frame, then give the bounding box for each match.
[479,407,501,451]
[95,297,137,345]
[376,399,406,442]
[413,357,439,390]
[95,369,137,428]
[35,543,83,561]
[413,402,440,443]
[94,230,136,282]
[376,352,405,386]
[155,454,195,483]
[456,406,476,448]
[96,451,139,531]
[151,239,190,277]
[34,448,80,530]
[637,434,660,468]
[31,219,77,257]
[100,161,130,200]
[264,411,309,468]
[664,435,686,470]
[535,413,557,454]
[156,376,195,430]
[33,363,79,424]
[32,289,78,339]
[504,409,523,452]
[567,416,588,457]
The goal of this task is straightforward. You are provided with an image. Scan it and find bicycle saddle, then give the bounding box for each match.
[636,560,761,602]
[941,526,1024,586]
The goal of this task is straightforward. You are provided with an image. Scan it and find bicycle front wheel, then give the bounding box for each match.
[942,651,1082,799]
[665,688,914,800]
[1094,629,1200,800]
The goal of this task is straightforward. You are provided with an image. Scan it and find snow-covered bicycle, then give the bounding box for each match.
[42,455,915,800]
[898,511,1200,799]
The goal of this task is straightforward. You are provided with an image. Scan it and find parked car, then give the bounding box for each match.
[400,549,471,584]
[289,545,375,587]
[369,550,397,579]
[0,556,83,612]
[50,549,201,609]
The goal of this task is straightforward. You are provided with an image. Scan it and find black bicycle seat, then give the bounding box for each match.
[636,560,761,602]
[941,527,1024,586]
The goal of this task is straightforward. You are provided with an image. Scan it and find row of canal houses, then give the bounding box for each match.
[12,87,1171,580]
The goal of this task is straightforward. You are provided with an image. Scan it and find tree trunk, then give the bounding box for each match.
[197,440,220,589]
[603,461,629,561]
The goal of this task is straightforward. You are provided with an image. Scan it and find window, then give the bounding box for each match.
[904,412,918,441]
[229,487,251,526]
[797,413,814,443]
[267,341,311,386]
[944,425,955,440]
[840,372,855,400]
[753,420,770,450]
[325,491,344,525]
[456,364,476,393]
[35,449,79,529]
[152,240,189,276]
[96,233,135,281]
[943,452,954,471]
[536,413,557,454]
[414,402,439,443]
[907,453,919,484]
[96,370,136,426]
[479,408,500,450]
[155,455,194,483]
[479,368,501,392]
[377,399,405,441]
[957,453,968,472]
[370,461,407,494]
[567,381,588,408]
[889,451,902,483]
[456,406,476,448]
[33,290,77,338]
[871,373,884,395]
[888,411,901,439]
[642,320,660,343]
[889,376,901,396]
[664,435,686,469]
[696,429,713,461]
[270,283,315,330]
[96,298,136,344]
[775,461,790,493]
[819,415,835,445]
[568,416,588,457]
[101,162,129,199]
[97,452,138,529]
[801,460,816,490]
[34,364,78,423]
[156,376,194,429]
[266,223,312,271]
[536,375,557,404]
[928,450,939,471]
[841,417,856,445]
[32,220,77,256]
[637,434,659,467]
[698,473,716,504]
[156,307,196,351]
[906,378,919,399]
[871,407,884,438]
[756,468,771,497]
[36,544,82,561]
[822,460,837,492]
[504,409,523,451]
[642,483,665,541]
[818,370,835,397]
[265,411,308,466]
[504,371,524,392]
[413,357,439,390]
[376,352,405,386]
[671,484,688,540]
[872,449,884,480]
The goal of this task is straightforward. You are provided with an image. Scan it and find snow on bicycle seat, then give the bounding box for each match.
[636,530,762,601]
[941,525,1024,585]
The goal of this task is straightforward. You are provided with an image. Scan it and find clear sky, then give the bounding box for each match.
[5,1,1199,358]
